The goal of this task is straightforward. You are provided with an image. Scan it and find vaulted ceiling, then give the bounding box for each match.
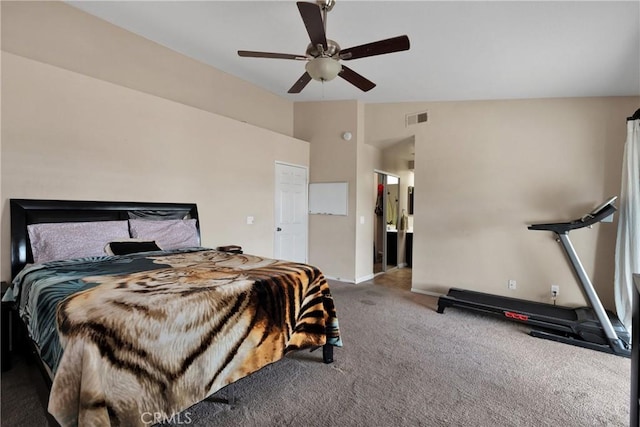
[67,1,640,104]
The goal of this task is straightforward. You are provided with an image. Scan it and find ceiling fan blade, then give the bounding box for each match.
[338,66,376,92]
[238,51,307,60]
[339,35,410,60]
[297,2,328,50]
[288,72,313,93]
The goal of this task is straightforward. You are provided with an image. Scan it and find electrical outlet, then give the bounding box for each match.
[508,279,517,290]
[551,285,559,296]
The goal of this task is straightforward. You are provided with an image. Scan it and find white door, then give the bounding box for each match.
[274,162,308,263]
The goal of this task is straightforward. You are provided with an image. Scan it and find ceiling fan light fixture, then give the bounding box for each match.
[305,57,341,82]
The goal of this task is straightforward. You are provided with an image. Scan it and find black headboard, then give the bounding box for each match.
[10,199,200,279]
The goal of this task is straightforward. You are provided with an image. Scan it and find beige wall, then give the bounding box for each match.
[366,97,639,310]
[3,0,638,311]
[355,113,382,281]
[1,1,293,136]
[293,100,381,283]
[0,0,307,283]
[0,52,309,281]
[294,100,360,281]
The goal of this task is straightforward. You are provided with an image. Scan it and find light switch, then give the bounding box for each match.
[247,216,254,225]
[360,216,365,224]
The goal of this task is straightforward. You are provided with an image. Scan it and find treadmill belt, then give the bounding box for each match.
[446,288,578,321]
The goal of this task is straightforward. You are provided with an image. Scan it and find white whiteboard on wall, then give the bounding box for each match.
[309,182,348,215]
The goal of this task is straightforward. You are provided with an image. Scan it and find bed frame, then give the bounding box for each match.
[8,198,334,422]
[10,199,333,361]
[10,199,200,279]
[7,199,201,425]
[9,200,200,378]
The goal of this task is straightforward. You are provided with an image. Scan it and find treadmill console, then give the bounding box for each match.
[582,195,617,221]
[529,196,618,234]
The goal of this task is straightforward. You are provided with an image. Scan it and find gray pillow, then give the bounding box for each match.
[128,219,199,250]
[28,221,130,263]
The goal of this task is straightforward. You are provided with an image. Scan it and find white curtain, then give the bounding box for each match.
[614,116,640,332]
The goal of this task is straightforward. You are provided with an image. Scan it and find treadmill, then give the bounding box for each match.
[437,196,631,357]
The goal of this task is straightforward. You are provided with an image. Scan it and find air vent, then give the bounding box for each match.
[406,111,428,127]
[408,160,415,170]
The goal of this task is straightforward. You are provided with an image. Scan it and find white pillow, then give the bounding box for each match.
[128,219,199,250]
[28,221,130,263]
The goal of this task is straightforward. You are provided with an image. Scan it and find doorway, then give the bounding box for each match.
[373,171,400,274]
[274,162,308,263]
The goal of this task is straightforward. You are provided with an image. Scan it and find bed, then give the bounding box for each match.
[5,199,342,426]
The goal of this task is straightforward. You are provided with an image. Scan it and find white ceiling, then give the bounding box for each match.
[66,1,640,104]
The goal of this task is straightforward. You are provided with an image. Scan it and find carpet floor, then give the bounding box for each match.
[1,270,631,426]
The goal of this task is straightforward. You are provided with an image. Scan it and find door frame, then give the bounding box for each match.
[374,169,401,273]
[274,161,309,263]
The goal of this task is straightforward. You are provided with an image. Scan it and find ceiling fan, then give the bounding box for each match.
[238,0,410,94]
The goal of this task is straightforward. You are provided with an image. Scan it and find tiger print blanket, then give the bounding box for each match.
[10,249,341,426]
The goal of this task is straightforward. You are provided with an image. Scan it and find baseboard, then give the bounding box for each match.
[324,275,355,284]
[325,273,379,284]
[410,288,442,297]
[355,274,375,284]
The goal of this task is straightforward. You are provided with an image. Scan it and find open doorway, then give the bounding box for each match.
[373,171,400,274]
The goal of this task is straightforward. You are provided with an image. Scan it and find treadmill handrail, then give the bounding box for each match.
[527,197,617,234]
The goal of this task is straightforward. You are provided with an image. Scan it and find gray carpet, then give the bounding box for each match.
[1,279,631,426]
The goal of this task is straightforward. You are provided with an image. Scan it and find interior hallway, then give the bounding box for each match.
[369,267,412,291]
